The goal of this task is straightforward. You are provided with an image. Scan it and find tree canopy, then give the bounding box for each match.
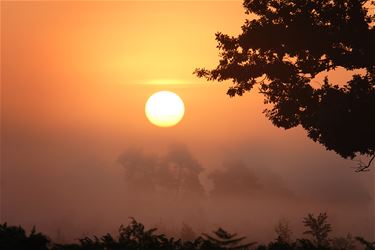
[195,0,375,171]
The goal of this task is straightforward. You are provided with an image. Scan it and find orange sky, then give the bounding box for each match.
[2,1,362,144]
[2,1,261,141]
[1,0,374,242]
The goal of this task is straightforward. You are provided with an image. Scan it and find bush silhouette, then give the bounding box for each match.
[2,213,374,250]
[0,223,50,250]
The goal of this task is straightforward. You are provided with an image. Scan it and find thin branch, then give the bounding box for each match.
[355,154,375,172]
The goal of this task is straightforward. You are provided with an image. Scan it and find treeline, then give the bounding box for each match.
[1,213,374,250]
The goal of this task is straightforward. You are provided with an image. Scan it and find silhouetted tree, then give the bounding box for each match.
[195,0,375,171]
[303,213,332,247]
[162,144,205,199]
[119,146,205,198]
[0,223,50,250]
[202,228,256,249]
[118,148,158,192]
[274,218,292,244]
[209,162,260,198]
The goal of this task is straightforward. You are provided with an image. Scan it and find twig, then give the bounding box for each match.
[355,154,375,172]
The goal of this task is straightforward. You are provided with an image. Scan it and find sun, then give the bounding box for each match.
[145,91,185,127]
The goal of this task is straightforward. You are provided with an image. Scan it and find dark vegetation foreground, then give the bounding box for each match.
[1,213,374,250]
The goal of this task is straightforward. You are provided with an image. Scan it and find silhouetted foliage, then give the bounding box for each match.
[195,0,375,170]
[266,240,296,250]
[0,223,50,250]
[3,213,374,250]
[295,238,328,250]
[52,218,184,250]
[355,237,375,250]
[331,234,356,250]
[303,213,332,247]
[202,228,256,249]
[274,218,292,244]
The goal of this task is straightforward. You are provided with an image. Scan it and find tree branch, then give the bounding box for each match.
[355,154,375,172]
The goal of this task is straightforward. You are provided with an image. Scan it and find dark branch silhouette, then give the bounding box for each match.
[354,153,375,172]
[195,0,375,171]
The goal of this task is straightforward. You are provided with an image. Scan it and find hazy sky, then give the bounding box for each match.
[1,0,374,243]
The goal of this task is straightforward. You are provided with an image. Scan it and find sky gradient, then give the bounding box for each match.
[1,0,374,243]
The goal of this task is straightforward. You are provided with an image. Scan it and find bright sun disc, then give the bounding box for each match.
[145,91,185,127]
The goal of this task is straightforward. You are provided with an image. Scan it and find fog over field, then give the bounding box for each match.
[2,124,373,243]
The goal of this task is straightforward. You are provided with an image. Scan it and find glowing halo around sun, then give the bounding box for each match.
[145,91,185,127]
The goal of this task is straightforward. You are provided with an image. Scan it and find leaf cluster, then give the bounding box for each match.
[195,0,375,166]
